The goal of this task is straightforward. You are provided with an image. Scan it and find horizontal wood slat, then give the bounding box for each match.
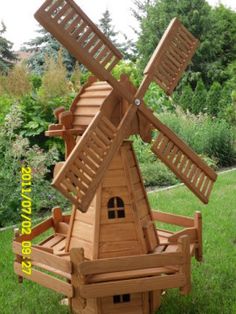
[13,241,72,274]
[79,274,185,298]
[79,252,184,275]
[152,211,194,228]
[14,218,53,242]
[14,262,73,297]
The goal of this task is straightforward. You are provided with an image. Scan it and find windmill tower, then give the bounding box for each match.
[12,1,217,314]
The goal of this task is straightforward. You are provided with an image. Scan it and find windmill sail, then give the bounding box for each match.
[136,18,199,98]
[35,0,132,103]
[148,111,217,204]
[36,0,217,208]
[53,106,137,211]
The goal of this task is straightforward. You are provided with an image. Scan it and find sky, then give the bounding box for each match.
[0,0,236,50]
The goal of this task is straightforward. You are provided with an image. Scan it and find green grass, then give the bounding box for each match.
[0,171,235,314]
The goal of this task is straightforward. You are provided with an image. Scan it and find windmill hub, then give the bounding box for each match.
[134,99,142,106]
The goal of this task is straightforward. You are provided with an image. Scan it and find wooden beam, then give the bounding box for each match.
[194,211,203,261]
[178,236,191,295]
[79,252,183,275]
[14,218,53,242]
[152,210,194,228]
[13,241,72,274]
[14,262,73,298]
[79,274,185,298]
[70,248,87,312]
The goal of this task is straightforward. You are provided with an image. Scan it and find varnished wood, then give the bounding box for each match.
[194,211,203,261]
[14,262,73,297]
[70,248,87,312]
[19,5,214,313]
[178,236,191,295]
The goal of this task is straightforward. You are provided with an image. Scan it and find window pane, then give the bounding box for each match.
[108,210,116,219]
[107,198,115,208]
[116,197,124,208]
[117,210,125,218]
[122,294,131,302]
[113,295,121,304]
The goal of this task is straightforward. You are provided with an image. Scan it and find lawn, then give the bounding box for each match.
[0,170,235,314]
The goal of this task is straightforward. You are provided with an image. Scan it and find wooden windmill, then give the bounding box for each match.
[13,1,217,313]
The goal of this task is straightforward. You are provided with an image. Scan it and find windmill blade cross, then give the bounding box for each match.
[35,0,217,210]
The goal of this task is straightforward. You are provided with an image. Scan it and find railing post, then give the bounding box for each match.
[178,235,191,295]
[14,228,23,283]
[70,248,87,313]
[194,211,203,261]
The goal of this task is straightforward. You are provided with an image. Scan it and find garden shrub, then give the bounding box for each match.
[38,50,70,101]
[0,94,13,124]
[0,103,69,227]
[159,107,236,167]
[140,162,178,187]
[4,64,32,97]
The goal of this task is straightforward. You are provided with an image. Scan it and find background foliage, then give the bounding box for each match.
[0,1,235,226]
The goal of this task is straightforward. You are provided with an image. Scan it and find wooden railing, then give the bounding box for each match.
[152,210,202,261]
[71,235,191,301]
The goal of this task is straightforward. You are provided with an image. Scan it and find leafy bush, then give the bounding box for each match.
[0,94,12,124]
[0,103,69,227]
[140,162,178,187]
[4,64,32,97]
[38,50,70,101]
[159,107,236,166]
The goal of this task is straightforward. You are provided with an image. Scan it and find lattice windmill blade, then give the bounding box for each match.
[139,106,217,204]
[35,0,216,209]
[52,106,137,212]
[136,18,199,99]
[34,0,133,103]
[132,18,217,204]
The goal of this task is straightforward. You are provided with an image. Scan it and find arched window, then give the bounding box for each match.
[107,197,125,219]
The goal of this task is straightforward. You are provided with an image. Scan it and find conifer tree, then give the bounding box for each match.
[206,82,222,117]
[0,22,17,73]
[191,79,207,114]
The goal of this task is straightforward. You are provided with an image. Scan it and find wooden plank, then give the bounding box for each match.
[152,211,194,228]
[69,237,93,260]
[178,236,191,295]
[99,241,141,254]
[73,106,100,115]
[194,211,202,261]
[14,262,73,297]
[79,251,183,275]
[168,228,197,243]
[42,234,65,248]
[75,205,95,225]
[13,241,72,274]
[93,187,101,260]
[150,290,161,314]
[70,248,87,312]
[100,223,138,242]
[53,239,66,252]
[32,261,71,280]
[72,220,94,242]
[79,274,185,298]
[14,218,53,242]
[80,90,111,99]
[76,98,105,107]
[65,206,77,252]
